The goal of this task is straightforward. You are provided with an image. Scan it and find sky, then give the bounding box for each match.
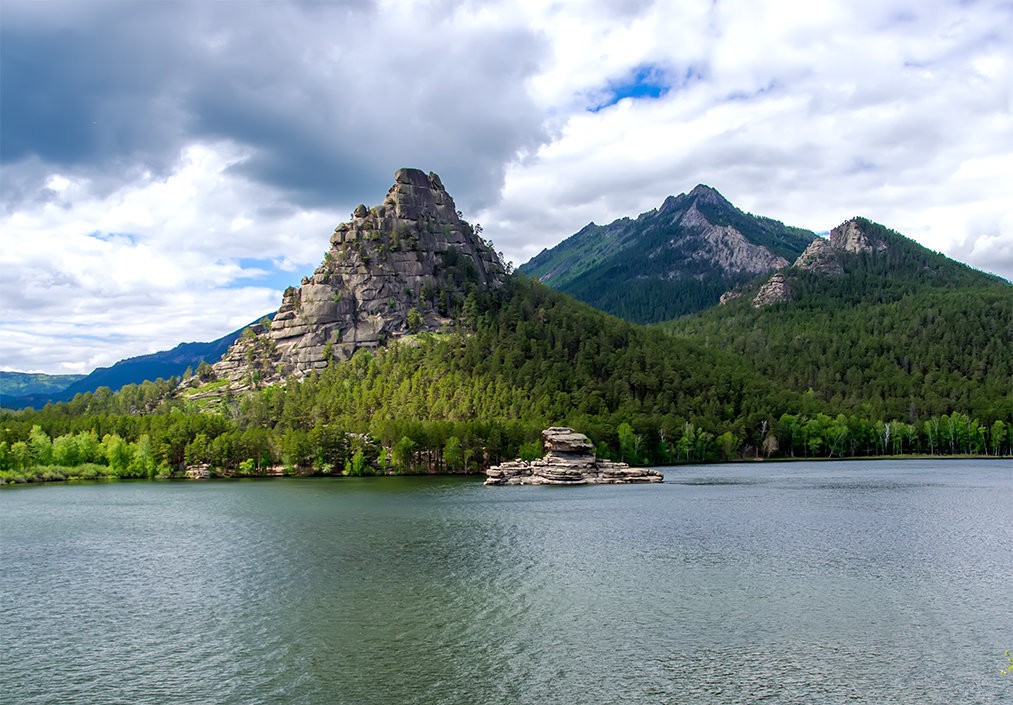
[2,0,1011,375]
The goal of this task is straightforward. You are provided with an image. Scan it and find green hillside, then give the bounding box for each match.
[520,185,814,323]
[0,372,84,399]
[2,218,1009,484]
[665,219,1012,423]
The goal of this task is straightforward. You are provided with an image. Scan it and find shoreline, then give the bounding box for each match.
[3,454,1009,488]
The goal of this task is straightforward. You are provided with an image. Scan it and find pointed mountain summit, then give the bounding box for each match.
[670,216,1011,420]
[741,216,1003,308]
[519,184,814,323]
[210,168,506,390]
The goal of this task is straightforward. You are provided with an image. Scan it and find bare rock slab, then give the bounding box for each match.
[485,427,663,486]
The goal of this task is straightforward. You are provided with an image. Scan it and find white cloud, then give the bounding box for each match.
[483,0,1013,281]
[0,142,340,373]
[2,0,1011,375]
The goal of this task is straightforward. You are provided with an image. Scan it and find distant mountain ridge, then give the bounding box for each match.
[0,372,84,398]
[519,184,815,323]
[2,316,272,409]
[667,216,1011,421]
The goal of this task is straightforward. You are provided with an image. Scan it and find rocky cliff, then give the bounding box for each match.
[212,168,506,389]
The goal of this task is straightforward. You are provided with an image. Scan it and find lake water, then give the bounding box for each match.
[1,459,1010,704]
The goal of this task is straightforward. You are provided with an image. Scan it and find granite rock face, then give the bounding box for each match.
[748,218,890,308]
[751,273,793,308]
[794,237,844,275]
[830,218,889,254]
[677,194,792,277]
[212,169,506,390]
[485,427,663,485]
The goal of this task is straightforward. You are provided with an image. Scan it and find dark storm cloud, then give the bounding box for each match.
[1,3,189,181]
[1,0,548,210]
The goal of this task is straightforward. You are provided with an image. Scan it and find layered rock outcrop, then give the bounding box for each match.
[484,427,663,485]
[212,169,506,389]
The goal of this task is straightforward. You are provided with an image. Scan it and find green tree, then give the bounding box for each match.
[989,420,1007,456]
[28,425,53,466]
[9,441,30,472]
[718,431,741,461]
[392,436,416,473]
[130,434,156,478]
[443,435,463,471]
[345,448,367,476]
[102,434,133,476]
[617,422,638,463]
[407,307,424,333]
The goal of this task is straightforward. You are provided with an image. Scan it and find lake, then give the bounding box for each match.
[1,459,1010,704]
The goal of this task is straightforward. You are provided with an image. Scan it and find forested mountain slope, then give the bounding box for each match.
[519,184,814,323]
[2,318,268,410]
[0,372,84,399]
[666,218,1012,422]
[3,189,1009,484]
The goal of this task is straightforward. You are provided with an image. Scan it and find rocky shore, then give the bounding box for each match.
[484,427,663,485]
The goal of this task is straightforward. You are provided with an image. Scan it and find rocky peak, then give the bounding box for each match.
[687,183,731,208]
[794,236,844,275]
[211,168,506,391]
[747,216,893,308]
[751,272,793,308]
[830,217,889,255]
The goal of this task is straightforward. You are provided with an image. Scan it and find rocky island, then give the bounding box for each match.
[484,427,663,485]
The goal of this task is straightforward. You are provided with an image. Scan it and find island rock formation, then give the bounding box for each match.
[210,169,506,390]
[484,427,663,485]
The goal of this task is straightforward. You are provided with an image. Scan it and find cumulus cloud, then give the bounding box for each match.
[485,0,1013,274]
[2,0,1011,373]
[0,144,333,372]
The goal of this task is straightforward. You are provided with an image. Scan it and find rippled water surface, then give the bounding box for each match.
[2,459,1011,704]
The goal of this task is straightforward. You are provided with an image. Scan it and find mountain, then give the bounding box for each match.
[666,217,1012,421]
[519,184,815,323]
[206,168,506,391]
[5,177,1008,484]
[0,372,84,399]
[2,317,270,409]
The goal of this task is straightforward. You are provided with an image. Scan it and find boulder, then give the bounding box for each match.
[541,426,594,453]
[485,427,663,486]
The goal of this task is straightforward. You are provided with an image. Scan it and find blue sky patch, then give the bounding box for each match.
[234,257,304,292]
[86,231,137,244]
[590,64,672,112]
